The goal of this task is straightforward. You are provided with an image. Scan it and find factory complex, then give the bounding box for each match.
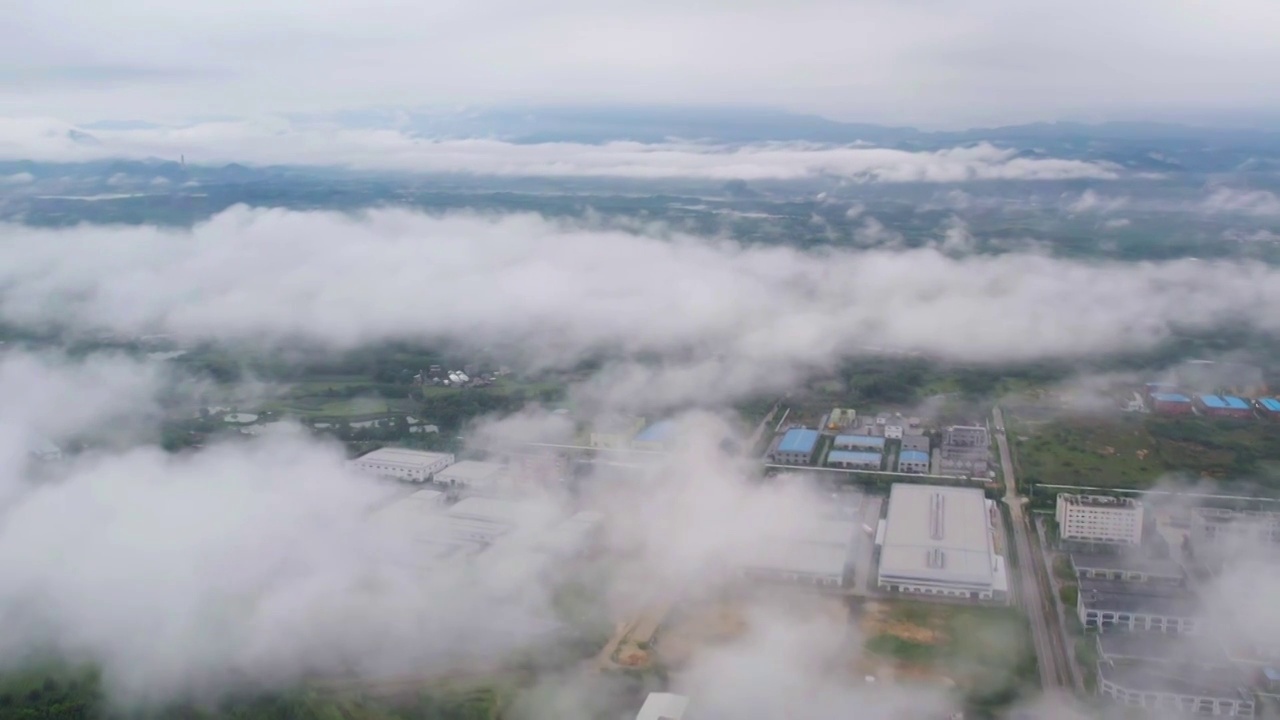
[765,407,992,479]
[1141,379,1280,422]
[1047,491,1280,716]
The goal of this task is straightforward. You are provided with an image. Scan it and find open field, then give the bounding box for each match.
[1010,412,1280,490]
[858,600,1038,701]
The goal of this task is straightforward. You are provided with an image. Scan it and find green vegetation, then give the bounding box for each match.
[1012,412,1280,491]
[1075,636,1100,692]
[0,663,510,720]
[864,602,1039,713]
[1052,555,1074,583]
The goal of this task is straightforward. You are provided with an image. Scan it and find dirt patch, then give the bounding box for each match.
[880,621,943,645]
[657,602,750,667]
[860,602,946,645]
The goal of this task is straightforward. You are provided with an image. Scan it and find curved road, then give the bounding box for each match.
[992,407,1076,694]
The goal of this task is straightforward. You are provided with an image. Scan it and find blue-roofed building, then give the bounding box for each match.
[897,450,931,474]
[631,420,678,451]
[1197,394,1255,419]
[773,428,820,465]
[833,434,885,451]
[1259,398,1280,419]
[827,450,882,470]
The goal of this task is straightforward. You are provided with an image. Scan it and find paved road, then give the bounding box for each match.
[992,406,1075,693]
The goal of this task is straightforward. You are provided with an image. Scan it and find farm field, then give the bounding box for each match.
[1010,412,1280,490]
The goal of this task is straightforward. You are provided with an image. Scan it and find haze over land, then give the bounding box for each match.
[5,1,1280,719]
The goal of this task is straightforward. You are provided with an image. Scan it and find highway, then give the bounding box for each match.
[992,406,1076,694]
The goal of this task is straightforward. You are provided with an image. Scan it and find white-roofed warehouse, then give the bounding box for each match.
[876,483,1007,601]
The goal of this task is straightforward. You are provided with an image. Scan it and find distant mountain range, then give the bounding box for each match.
[19,106,1280,176]
[260,106,1280,171]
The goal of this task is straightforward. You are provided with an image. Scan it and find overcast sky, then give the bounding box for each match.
[5,0,1280,127]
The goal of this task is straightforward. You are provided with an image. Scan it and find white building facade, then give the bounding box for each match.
[1097,665,1255,717]
[1055,494,1144,545]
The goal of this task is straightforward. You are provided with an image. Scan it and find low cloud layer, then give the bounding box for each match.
[1204,187,1280,217]
[0,358,925,714]
[0,117,1120,182]
[2,207,1280,386]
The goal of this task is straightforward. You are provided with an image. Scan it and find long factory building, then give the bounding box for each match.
[875,484,1007,601]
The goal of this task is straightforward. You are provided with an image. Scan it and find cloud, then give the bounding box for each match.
[1068,189,1129,214]
[4,0,1280,126]
[0,351,168,503]
[1203,187,1280,217]
[933,215,977,254]
[0,366,928,713]
[0,428,569,703]
[2,207,1280,399]
[0,117,1120,182]
[852,216,906,248]
[0,171,34,184]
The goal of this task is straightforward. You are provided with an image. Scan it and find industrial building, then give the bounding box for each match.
[901,434,930,453]
[635,693,689,720]
[631,420,678,452]
[827,450,882,470]
[536,511,604,557]
[938,425,990,477]
[884,424,904,440]
[1190,508,1280,562]
[1151,392,1194,415]
[350,448,455,482]
[771,428,820,465]
[832,434,885,451]
[739,517,857,587]
[1096,662,1256,717]
[373,493,595,562]
[435,460,508,493]
[1257,398,1280,420]
[1070,553,1184,585]
[825,408,857,431]
[1077,579,1200,634]
[876,484,1007,600]
[1197,394,1256,419]
[1055,494,1144,546]
[897,450,930,474]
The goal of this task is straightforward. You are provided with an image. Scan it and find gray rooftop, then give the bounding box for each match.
[901,434,930,452]
[1079,579,1200,617]
[1070,552,1184,579]
[878,484,995,588]
[355,447,454,467]
[1097,634,1229,666]
[1098,662,1253,701]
